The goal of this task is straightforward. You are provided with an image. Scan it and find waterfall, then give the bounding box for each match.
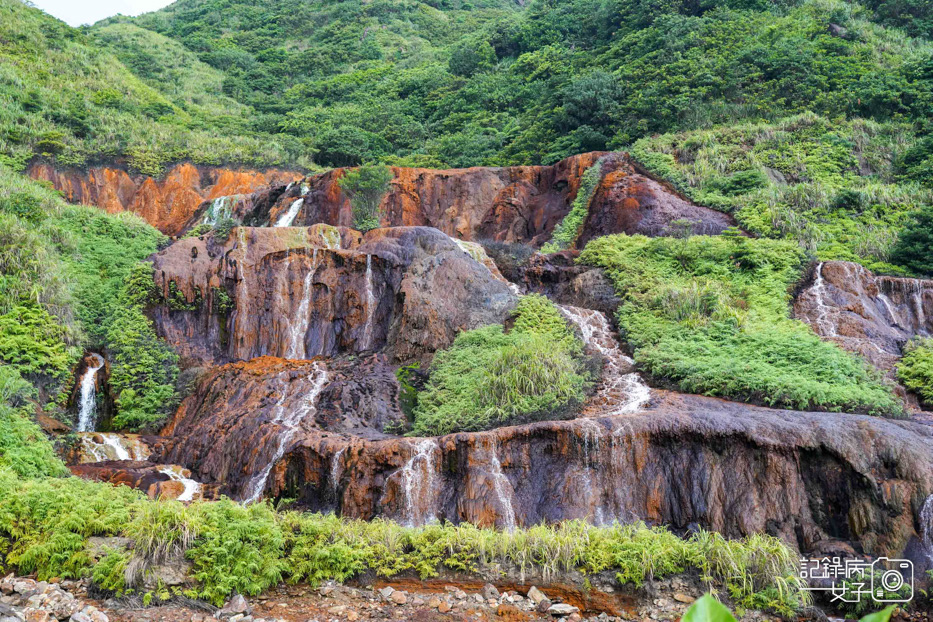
[330,446,346,499]
[398,440,439,526]
[275,198,304,227]
[285,250,318,359]
[243,362,329,503]
[877,292,903,328]
[76,354,105,433]
[559,305,650,415]
[203,196,233,226]
[578,420,607,524]
[361,255,377,350]
[922,495,933,565]
[158,465,202,502]
[488,440,516,531]
[78,433,150,463]
[810,263,838,337]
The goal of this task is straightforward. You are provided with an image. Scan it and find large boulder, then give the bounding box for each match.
[148,225,517,366]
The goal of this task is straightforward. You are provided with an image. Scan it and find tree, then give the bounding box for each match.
[338,165,393,232]
[891,205,933,276]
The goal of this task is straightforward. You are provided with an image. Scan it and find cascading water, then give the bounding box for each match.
[285,249,318,359]
[76,354,105,433]
[578,419,606,524]
[158,465,202,502]
[78,433,150,463]
[243,362,329,503]
[922,495,933,564]
[203,195,233,226]
[330,445,346,499]
[275,198,304,227]
[361,255,377,350]
[398,440,439,526]
[558,305,650,415]
[810,263,838,337]
[487,439,517,531]
[877,292,903,328]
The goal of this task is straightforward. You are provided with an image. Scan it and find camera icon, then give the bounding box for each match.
[870,557,913,603]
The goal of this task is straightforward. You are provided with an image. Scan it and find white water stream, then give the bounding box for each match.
[398,439,439,526]
[810,262,839,337]
[922,494,933,565]
[361,255,377,349]
[285,249,318,359]
[78,433,150,462]
[488,440,517,531]
[158,465,203,502]
[243,362,329,503]
[275,198,304,227]
[76,354,105,432]
[559,305,650,415]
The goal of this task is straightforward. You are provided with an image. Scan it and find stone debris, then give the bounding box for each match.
[0,575,105,622]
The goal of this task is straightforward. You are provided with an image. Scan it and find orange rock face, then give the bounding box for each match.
[266,153,736,246]
[27,161,302,235]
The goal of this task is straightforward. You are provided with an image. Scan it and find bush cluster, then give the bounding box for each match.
[412,295,592,435]
[0,468,806,614]
[580,233,901,414]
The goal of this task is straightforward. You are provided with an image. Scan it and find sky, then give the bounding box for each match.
[30,0,174,26]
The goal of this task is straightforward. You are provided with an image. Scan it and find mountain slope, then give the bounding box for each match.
[107,0,933,168]
[0,0,309,175]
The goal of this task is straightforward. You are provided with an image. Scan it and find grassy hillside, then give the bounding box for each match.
[105,0,933,168]
[631,113,933,274]
[0,0,310,175]
[0,163,177,429]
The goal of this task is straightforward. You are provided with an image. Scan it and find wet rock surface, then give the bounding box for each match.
[149,225,517,366]
[146,345,933,559]
[27,162,301,236]
[794,261,933,409]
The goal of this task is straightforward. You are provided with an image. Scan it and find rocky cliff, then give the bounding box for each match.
[794,261,933,404]
[261,153,735,246]
[148,225,517,366]
[152,355,933,563]
[28,161,302,236]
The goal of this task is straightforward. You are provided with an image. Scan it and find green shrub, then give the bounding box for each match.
[897,338,933,406]
[412,295,591,435]
[580,234,901,415]
[891,204,933,277]
[337,165,393,232]
[541,160,603,252]
[0,469,806,614]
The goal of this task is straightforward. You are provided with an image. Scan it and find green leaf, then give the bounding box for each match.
[859,606,897,622]
[681,594,738,622]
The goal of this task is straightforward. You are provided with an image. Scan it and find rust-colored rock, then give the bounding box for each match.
[261,153,735,246]
[148,225,516,366]
[794,261,933,409]
[28,161,301,235]
[152,351,933,561]
[67,461,185,500]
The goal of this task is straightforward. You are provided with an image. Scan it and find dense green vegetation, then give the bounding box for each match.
[0,459,806,614]
[91,0,933,170]
[337,164,393,231]
[0,0,310,175]
[541,159,603,252]
[412,295,592,435]
[630,114,933,274]
[897,337,933,406]
[0,164,177,430]
[580,232,901,414]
